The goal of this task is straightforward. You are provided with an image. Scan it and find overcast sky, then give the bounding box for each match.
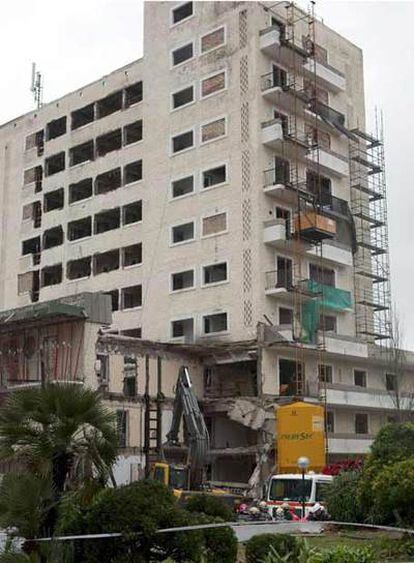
[1,1,413,348]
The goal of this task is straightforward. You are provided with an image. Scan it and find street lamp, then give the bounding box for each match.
[297,456,310,519]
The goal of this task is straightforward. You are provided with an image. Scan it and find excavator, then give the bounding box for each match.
[150,366,239,504]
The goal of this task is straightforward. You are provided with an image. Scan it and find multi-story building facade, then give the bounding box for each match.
[0,1,412,486]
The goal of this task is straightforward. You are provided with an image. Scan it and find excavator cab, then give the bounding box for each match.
[151,462,188,498]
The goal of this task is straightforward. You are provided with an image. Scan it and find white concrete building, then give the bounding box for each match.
[0,1,412,485]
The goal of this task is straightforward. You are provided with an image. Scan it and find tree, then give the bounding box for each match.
[325,470,364,523]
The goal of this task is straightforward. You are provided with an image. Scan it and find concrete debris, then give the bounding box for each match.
[227,398,266,430]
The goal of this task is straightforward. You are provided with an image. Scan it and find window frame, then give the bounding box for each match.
[170,1,194,27]
[170,127,195,156]
[170,268,196,294]
[278,306,294,326]
[354,369,368,388]
[121,284,143,311]
[170,173,196,200]
[171,40,195,68]
[199,25,226,55]
[170,219,196,247]
[171,83,196,112]
[170,316,195,340]
[200,161,229,192]
[200,69,227,101]
[200,210,228,239]
[199,115,227,146]
[201,311,229,336]
[355,412,369,435]
[318,364,334,384]
[201,260,229,288]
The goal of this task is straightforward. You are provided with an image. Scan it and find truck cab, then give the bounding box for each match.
[151,462,189,498]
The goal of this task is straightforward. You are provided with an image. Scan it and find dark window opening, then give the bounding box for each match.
[203,262,227,284]
[95,208,120,234]
[116,410,128,448]
[25,130,44,152]
[121,285,142,309]
[172,130,194,153]
[354,370,367,388]
[46,116,66,141]
[309,263,335,287]
[122,243,142,267]
[44,188,64,212]
[96,90,123,119]
[203,312,227,334]
[386,373,397,392]
[172,222,194,243]
[172,176,193,198]
[172,43,193,66]
[70,140,94,166]
[124,160,143,184]
[276,256,293,289]
[326,411,335,433]
[123,201,142,225]
[32,201,42,228]
[123,371,137,397]
[105,289,119,312]
[122,328,142,338]
[45,152,65,176]
[203,165,226,188]
[124,120,143,145]
[173,86,194,109]
[272,64,287,88]
[274,110,289,137]
[172,270,194,291]
[71,103,94,130]
[319,364,333,384]
[43,226,64,249]
[172,318,194,340]
[95,168,121,195]
[96,129,122,157]
[318,314,337,333]
[172,1,193,24]
[68,217,92,241]
[355,413,368,434]
[67,257,91,280]
[22,236,40,257]
[279,358,304,396]
[279,307,293,326]
[125,81,143,107]
[273,156,290,185]
[24,165,43,189]
[306,170,332,205]
[41,264,62,287]
[69,178,93,204]
[94,249,120,275]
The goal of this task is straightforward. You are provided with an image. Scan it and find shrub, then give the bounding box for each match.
[245,534,300,563]
[325,471,364,523]
[260,537,320,563]
[318,545,375,563]
[193,513,237,563]
[183,493,235,521]
[369,422,414,466]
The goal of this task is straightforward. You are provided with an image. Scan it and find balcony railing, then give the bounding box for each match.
[305,279,352,311]
[265,269,294,292]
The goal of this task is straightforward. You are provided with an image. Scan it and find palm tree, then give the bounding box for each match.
[0,384,118,494]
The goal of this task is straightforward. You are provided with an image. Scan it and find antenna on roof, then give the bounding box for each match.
[30,62,43,109]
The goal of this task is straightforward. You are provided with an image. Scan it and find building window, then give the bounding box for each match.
[122,328,142,338]
[386,373,397,392]
[309,263,335,287]
[172,175,194,198]
[201,117,226,144]
[43,226,64,249]
[69,140,94,166]
[95,168,121,196]
[318,364,333,384]
[94,249,120,275]
[202,165,227,189]
[96,129,122,157]
[172,86,194,110]
[125,82,143,107]
[203,312,228,334]
[71,103,94,130]
[122,243,142,267]
[45,152,65,176]
[171,318,194,340]
[124,120,143,145]
[279,358,304,396]
[124,160,143,184]
[44,188,64,212]
[123,201,142,225]
[96,90,123,119]
[105,289,119,312]
[69,178,93,204]
[201,71,226,98]
[46,116,66,141]
[355,413,368,435]
[123,357,137,397]
[67,257,92,280]
[41,264,62,287]
[22,236,40,257]
[279,307,293,326]
[326,411,335,433]
[121,285,142,309]
[172,1,193,24]
[203,262,227,285]
[96,353,109,385]
[202,212,227,237]
[171,270,194,292]
[94,208,120,234]
[116,410,128,448]
[171,130,194,154]
[172,42,194,66]
[354,370,367,388]
[23,165,43,187]
[318,314,337,333]
[25,130,44,152]
[171,221,195,244]
[200,26,225,54]
[68,217,92,241]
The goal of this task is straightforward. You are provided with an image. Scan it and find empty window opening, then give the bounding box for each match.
[94,249,120,275]
[124,120,143,145]
[306,170,331,205]
[203,262,227,285]
[202,212,227,236]
[45,152,65,176]
[172,270,194,291]
[122,327,142,338]
[279,307,293,326]
[69,178,93,204]
[318,314,337,333]
[203,312,228,334]
[122,243,142,267]
[22,236,40,257]
[201,118,226,143]
[123,201,142,225]
[275,256,293,289]
[44,188,64,213]
[24,165,43,187]
[125,81,143,107]
[172,42,193,66]
[201,27,225,53]
[41,264,62,287]
[172,222,194,244]
[124,160,142,184]
[326,411,335,433]
[172,1,193,24]
[355,413,368,434]
[70,140,94,166]
[172,176,193,198]
[201,71,226,98]
[309,263,335,287]
[272,64,287,88]
[273,157,290,185]
[123,360,137,397]
[96,90,123,119]
[95,168,121,195]
[96,129,122,157]
[318,364,333,384]
[279,358,304,396]
[386,373,397,392]
[46,116,66,141]
[171,318,194,340]
[172,86,194,109]
[105,289,119,312]
[71,103,94,130]
[23,201,42,228]
[172,130,194,154]
[121,285,142,309]
[354,369,367,388]
[18,270,38,297]
[25,130,44,154]
[95,208,120,234]
[43,226,64,249]
[203,165,226,188]
[67,257,91,280]
[68,217,92,241]
[116,410,128,448]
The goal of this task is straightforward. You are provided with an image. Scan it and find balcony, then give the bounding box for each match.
[261,72,309,111]
[328,435,373,455]
[259,26,281,56]
[307,240,353,267]
[263,219,291,248]
[307,147,349,177]
[261,119,284,148]
[304,280,352,312]
[304,59,346,92]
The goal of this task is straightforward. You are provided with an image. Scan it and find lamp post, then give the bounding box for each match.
[297,456,310,519]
